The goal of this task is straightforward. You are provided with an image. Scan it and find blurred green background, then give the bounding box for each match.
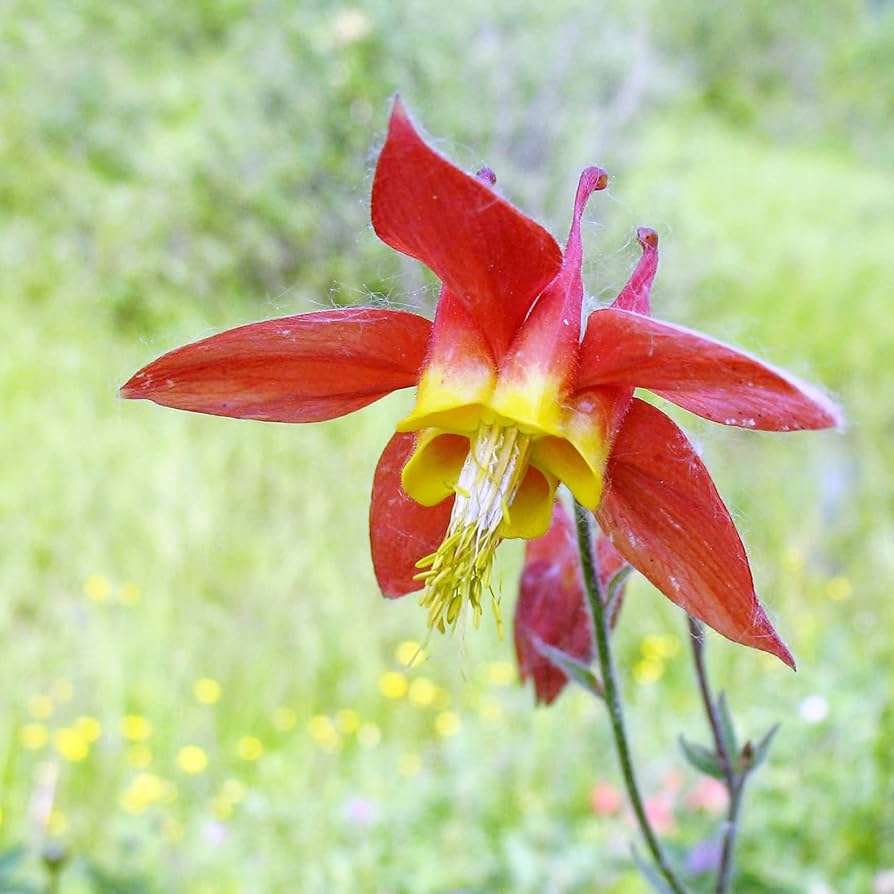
[2,0,892,891]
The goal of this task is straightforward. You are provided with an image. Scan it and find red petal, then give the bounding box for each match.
[577,309,842,431]
[371,98,563,360]
[496,168,607,391]
[596,398,795,667]
[370,431,453,598]
[611,227,659,315]
[120,308,432,423]
[514,501,594,704]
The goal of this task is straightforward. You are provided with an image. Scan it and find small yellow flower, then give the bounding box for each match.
[84,574,111,601]
[76,716,102,743]
[399,753,421,777]
[395,640,426,667]
[485,661,515,686]
[119,772,165,814]
[177,745,208,774]
[826,576,852,601]
[19,723,48,750]
[434,711,461,737]
[640,634,680,660]
[127,744,152,768]
[122,714,152,741]
[357,722,381,748]
[50,680,74,703]
[0,806,4,826]
[131,772,164,801]
[633,658,664,684]
[54,727,90,762]
[307,715,342,753]
[237,736,263,761]
[335,708,360,734]
[379,671,408,699]
[272,706,298,731]
[308,714,335,742]
[27,694,54,720]
[641,635,663,660]
[408,676,437,707]
[119,582,141,605]
[193,677,222,705]
[47,810,66,835]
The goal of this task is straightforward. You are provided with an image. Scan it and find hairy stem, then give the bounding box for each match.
[688,618,735,789]
[687,616,743,894]
[574,501,689,894]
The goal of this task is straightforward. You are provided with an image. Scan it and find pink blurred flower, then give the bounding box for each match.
[590,781,623,816]
[685,777,729,814]
[643,793,676,834]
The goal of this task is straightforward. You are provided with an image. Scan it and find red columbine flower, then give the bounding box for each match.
[121,99,841,666]
[514,500,629,704]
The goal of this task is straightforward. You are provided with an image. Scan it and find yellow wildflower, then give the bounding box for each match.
[76,716,102,742]
[121,714,152,741]
[434,711,461,737]
[408,677,437,707]
[119,582,141,605]
[19,723,48,750]
[237,736,263,761]
[84,574,111,601]
[54,727,90,762]
[27,695,54,720]
[176,745,208,774]
[335,708,360,734]
[193,678,222,705]
[379,671,408,699]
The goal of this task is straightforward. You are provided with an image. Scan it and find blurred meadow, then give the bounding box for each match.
[2,0,893,891]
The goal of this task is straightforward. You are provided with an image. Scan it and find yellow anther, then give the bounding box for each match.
[417,422,531,635]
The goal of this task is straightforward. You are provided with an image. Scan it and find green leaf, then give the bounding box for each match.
[716,691,739,759]
[744,723,781,773]
[532,639,604,699]
[679,736,726,779]
[604,566,632,622]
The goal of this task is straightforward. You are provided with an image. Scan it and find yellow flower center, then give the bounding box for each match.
[414,422,532,634]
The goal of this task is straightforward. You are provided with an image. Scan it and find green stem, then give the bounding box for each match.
[686,616,744,894]
[573,502,690,894]
[687,618,735,789]
[717,776,746,893]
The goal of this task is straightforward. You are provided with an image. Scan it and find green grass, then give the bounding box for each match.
[2,2,892,891]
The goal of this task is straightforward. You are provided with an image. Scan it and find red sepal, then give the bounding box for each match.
[369,432,453,598]
[514,502,594,704]
[577,309,842,431]
[120,308,432,423]
[596,398,795,667]
[498,167,607,391]
[611,227,659,315]
[371,98,563,360]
